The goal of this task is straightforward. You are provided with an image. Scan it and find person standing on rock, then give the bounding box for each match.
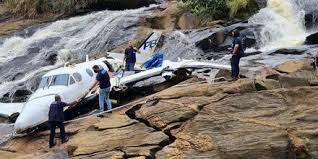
[89,65,112,112]
[230,30,244,81]
[48,95,77,148]
[124,42,140,71]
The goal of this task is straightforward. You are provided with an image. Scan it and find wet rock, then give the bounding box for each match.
[244,50,262,57]
[243,35,257,48]
[188,23,260,52]
[269,48,307,56]
[254,0,267,8]
[12,89,32,103]
[305,32,318,45]
[189,27,226,52]
[11,73,25,81]
[305,12,318,30]
[45,51,58,65]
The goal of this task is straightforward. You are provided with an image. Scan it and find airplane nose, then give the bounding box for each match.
[14,95,55,133]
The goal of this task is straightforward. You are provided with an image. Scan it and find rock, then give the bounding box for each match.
[274,60,311,73]
[188,22,260,52]
[278,76,310,88]
[157,86,318,158]
[243,35,257,48]
[4,64,318,159]
[177,11,201,30]
[255,79,281,90]
[188,27,226,52]
[12,89,32,103]
[269,48,307,56]
[143,2,200,31]
[305,32,318,45]
[254,0,267,8]
[304,9,318,30]
[215,69,232,80]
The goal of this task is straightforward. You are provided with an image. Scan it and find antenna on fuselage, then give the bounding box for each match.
[86,55,89,62]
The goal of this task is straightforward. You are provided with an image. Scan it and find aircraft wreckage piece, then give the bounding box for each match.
[0,31,230,134]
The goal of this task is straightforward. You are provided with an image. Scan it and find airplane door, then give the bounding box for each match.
[66,73,84,102]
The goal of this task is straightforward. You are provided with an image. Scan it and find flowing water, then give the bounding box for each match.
[249,0,308,51]
[0,5,157,101]
[0,0,318,142]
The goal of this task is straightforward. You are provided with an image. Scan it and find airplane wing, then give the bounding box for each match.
[0,103,24,119]
[119,67,166,86]
[178,61,231,70]
[162,60,231,71]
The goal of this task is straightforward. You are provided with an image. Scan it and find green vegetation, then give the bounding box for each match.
[179,0,259,21]
[4,0,79,18]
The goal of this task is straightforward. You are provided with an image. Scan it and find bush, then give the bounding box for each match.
[180,0,228,20]
[3,0,81,18]
[180,0,259,20]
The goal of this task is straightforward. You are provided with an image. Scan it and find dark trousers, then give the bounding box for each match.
[49,121,66,147]
[231,55,241,78]
[125,62,135,71]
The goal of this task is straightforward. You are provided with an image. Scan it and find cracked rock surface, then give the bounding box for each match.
[1,60,318,159]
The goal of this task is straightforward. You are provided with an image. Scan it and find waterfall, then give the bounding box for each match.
[0,5,157,101]
[249,0,307,51]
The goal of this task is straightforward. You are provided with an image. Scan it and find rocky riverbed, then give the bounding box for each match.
[1,59,318,159]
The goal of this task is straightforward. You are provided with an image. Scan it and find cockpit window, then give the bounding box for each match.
[70,76,75,85]
[73,73,82,82]
[39,76,51,88]
[50,74,69,86]
[86,69,93,77]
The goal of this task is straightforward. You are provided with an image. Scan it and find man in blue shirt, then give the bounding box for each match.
[124,43,140,71]
[231,30,244,81]
[89,65,112,112]
[48,95,77,148]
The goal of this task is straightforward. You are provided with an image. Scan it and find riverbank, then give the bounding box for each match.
[1,59,318,158]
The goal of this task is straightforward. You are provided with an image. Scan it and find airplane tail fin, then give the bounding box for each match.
[137,31,162,58]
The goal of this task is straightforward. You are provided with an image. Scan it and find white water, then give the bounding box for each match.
[249,0,307,51]
[0,5,156,101]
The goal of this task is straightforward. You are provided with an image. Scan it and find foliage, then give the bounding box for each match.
[3,0,81,18]
[180,0,259,20]
[180,0,228,20]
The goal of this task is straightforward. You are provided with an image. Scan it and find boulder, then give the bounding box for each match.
[305,12,318,29]
[143,2,201,31]
[187,22,259,52]
[255,79,281,90]
[188,27,226,52]
[278,76,310,88]
[305,32,318,45]
[157,86,318,158]
[254,0,267,8]
[269,48,307,56]
[274,60,311,73]
[177,11,201,30]
[243,35,257,48]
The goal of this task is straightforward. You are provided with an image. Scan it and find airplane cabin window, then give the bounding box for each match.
[70,76,76,85]
[73,73,82,82]
[50,74,69,86]
[39,76,51,88]
[86,69,94,77]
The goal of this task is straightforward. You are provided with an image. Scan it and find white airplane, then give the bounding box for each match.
[0,31,231,134]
